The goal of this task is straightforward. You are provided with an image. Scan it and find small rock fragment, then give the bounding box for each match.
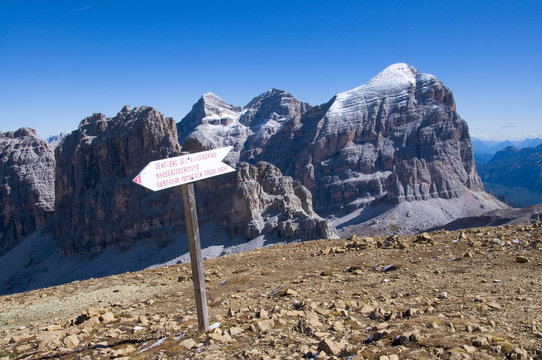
[82,316,100,328]
[63,335,80,348]
[318,338,341,356]
[472,336,489,347]
[258,308,269,319]
[462,345,477,354]
[280,289,298,297]
[252,319,274,333]
[229,327,244,336]
[415,233,434,244]
[180,338,197,350]
[208,332,232,343]
[315,350,328,359]
[45,324,62,331]
[100,312,115,322]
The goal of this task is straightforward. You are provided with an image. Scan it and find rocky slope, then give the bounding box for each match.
[436,203,542,231]
[53,105,332,255]
[178,63,506,234]
[0,128,55,255]
[1,224,541,359]
[477,144,542,206]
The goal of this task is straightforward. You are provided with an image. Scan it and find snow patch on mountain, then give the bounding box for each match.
[328,63,417,114]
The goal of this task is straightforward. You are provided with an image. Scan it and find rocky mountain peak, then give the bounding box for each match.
[175,63,504,234]
[364,63,419,92]
[0,128,55,255]
[13,127,38,138]
[178,93,243,148]
[54,106,182,255]
[200,92,242,118]
[178,89,311,163]
[241,88,311,127]
[46,132,70,149]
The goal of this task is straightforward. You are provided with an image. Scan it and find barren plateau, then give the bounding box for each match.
[1,224,541,359]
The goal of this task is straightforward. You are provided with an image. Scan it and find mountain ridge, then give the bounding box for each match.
[0,128,55,255]
[477,143,542,206]
[0,63,515,294]
[471,136,542,158]
[178,63,505,233]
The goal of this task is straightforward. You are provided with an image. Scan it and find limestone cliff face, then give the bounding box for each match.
[0,128,55,255]
[195,161,334,240]
[286,64,484,214]
[178,63,503,232]
[257,64,483,215]
[54,105,333,255]
[54,106,184,255]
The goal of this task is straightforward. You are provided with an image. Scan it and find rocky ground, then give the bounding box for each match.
[1,224,541,359]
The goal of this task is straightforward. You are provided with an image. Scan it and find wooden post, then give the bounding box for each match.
[181,182,209,331]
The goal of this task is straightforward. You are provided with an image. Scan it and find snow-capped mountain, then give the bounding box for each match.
[179,63,505,235]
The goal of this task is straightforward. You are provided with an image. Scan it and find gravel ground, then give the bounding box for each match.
[1,224,541,359]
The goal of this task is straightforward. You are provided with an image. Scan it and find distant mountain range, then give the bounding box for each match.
[471,137,542,163]
[477,144,542,207]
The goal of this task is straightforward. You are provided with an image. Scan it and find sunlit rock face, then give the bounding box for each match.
[0,128,55,255]
[287,63,484,214]
[54,104,333,255]
[178,64,500,235]
[194,161,336,241]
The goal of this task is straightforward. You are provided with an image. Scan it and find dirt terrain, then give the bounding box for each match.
[1,224,541,359]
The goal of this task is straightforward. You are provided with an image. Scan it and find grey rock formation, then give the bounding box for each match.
[54,105,333,255]
[178,89,311,164]
[178,93,247,164]
[0,128,55,255]
[270,64,485,214]
[54,106,184,255]
[178,63,506,234]
[195,161,334,240]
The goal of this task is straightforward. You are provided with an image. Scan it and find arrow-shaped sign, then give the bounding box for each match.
[133,146,235,191]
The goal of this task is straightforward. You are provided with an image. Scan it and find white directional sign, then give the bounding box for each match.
[132,146,235,191]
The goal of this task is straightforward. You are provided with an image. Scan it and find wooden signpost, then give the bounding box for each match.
[133,147,235,331]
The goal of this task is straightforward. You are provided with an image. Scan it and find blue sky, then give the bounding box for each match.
[1,1,541,140]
